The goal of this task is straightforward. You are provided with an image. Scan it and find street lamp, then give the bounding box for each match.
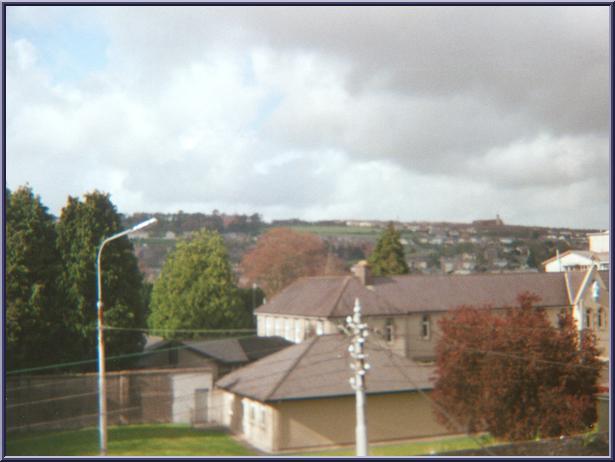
[96,217,157,456]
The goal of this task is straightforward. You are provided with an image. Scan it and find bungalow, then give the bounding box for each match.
[255,262,610,361]
[215,334,452,453]
[136,336,293,424]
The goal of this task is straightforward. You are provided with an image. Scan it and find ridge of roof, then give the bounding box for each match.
[328,276,352,318]
[263,335,320,402]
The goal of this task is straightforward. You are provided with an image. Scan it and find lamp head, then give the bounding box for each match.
[130,217,157,232]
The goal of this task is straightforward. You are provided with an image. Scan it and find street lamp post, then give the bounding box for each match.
[96,217,157,456]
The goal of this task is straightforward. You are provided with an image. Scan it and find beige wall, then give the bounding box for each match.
[220,390,452,453]
[274,391,452,451]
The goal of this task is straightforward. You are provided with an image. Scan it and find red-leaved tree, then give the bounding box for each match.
[240,228,345,297]
[432,292,601,441]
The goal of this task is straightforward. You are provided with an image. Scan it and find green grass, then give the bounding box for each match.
[285,225,382,237]
[292,434,496,456]
[6,424,256,456]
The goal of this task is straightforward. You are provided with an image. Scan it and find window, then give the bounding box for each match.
[421,315,431,340]
[294,319,302,343]
[598,307,605,329]
[284,318,292,341]
[316,320,324,336]
[384,318,395,342]
[265,317,273,336]
[258,407,266,430]
[274,318,282,336]
[585,308,593,329]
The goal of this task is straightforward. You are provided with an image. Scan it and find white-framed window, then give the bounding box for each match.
[258,407,266,430]
[294,319,302,343]
[274,318,282,336]
[421,315,431,340]
[384,318,395,342]
[316,320,324,336]
[265,317,273,336]
[284,318,292,341]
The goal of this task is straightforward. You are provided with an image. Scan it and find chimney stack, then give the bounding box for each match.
[352,260,372,286]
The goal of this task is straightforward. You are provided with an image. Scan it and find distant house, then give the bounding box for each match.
[543,231,609,272]
[215,334,451,453]
[254,263,610,361]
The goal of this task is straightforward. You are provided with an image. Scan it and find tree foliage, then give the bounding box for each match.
[148,229,244,338]
[5,186,67,370]
[56,191,146,368]
[368,222,409,276]
[240,227,345,297]
[432,293,601,441]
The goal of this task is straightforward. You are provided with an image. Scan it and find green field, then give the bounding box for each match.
[286,225,382,237]
[6,424,255,457]
[293,434,496,456]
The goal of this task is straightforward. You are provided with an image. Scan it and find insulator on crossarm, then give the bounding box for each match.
[364,363,371,370]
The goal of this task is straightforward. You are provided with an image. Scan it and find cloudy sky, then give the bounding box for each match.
[5,5,610,228]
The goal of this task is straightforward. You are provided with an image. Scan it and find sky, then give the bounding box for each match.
[5,5,611,229]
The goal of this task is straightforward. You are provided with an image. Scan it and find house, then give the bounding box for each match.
[138,335,293,377]
[214,334,452,453]
[543,231,609,272]
[254,262,609,361]
[136,336,293,424]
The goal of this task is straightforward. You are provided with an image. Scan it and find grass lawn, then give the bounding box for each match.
[291,434,496,456]
[6,424,256,456]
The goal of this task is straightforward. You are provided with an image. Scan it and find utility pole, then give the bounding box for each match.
[341,298,370,456]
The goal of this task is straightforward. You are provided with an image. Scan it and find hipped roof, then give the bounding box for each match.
[144,335,292,364]
[216,334,435,402]
[255,271,590,318]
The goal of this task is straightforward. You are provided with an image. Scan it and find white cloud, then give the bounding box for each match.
[5,6,610,229]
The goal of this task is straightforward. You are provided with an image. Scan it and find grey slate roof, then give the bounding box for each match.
[216,334,436,402]
[144,335,293,364]
[255,272,579,318]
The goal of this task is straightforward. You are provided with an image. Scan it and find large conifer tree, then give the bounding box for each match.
[56,191,146,369]
[368,222,409,276]
[6,186,66,369]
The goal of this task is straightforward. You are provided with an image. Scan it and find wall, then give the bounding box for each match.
[171,371,214,424]
[589,233,609,253]
[273,391,452,451]
[6,368,213,434]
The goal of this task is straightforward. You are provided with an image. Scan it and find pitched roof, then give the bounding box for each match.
[216,334,435,402]
[542,250,609,266]
[145,336,293,364]
[255,272,573,318]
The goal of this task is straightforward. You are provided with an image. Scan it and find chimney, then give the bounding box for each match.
[352,260,372,286]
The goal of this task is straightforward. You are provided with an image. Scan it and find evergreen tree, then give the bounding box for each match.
[368,222,409,276]
[6,186,67,370]
[148,229,242,339]
[56,191,146,369]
